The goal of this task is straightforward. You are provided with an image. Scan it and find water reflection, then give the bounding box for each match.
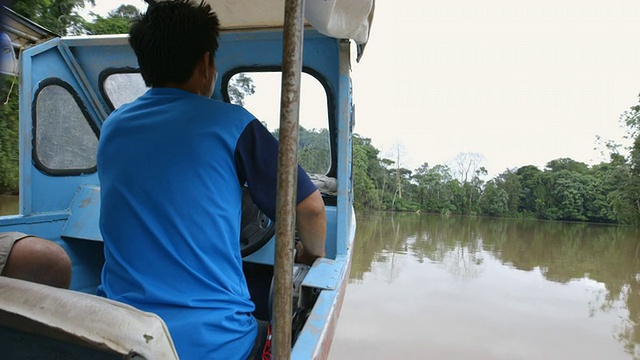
[332,212,640,359]
[0,195,18,216]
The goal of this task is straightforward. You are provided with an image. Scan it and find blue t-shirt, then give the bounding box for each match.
[97,88,316,359]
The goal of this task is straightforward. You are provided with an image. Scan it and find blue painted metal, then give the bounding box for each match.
[61,185,102,242]
[301,258,345,290]
[292,213,356,359]
[57,42,108,122]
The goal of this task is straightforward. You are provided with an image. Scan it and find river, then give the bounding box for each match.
[329,212,640,360]
[0,195,18,216]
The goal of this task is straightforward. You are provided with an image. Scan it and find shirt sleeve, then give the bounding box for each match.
[235,119,318,220]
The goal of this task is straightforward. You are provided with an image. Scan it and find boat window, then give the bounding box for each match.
[226,72,330,175]
[102,72,148,109]
[34,82,98,174]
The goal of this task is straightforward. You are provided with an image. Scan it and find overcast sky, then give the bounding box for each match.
[84,0,640,177]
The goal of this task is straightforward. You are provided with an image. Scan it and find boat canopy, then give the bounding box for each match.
[1,6,57,49]
[158,0,375,47]
[1,6,58,74]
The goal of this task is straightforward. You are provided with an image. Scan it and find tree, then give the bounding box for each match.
[493,168,521,215]
[449,152,486,214]
[616,93,640,224]
[412,162,430,209]
[479,180,508,216]
[352,135,386,210]
[389,143,407,210]
[450,152,485,183]
[12,0,95,35]
[539,169,591,221]
[516,165,542,215]
[297,127,330,174]
[352,137,380,210]
[228,73,256,106]
[82,5,141,35]
[0,74,19,193]
[587,160,621,223]
[545,158,589,174]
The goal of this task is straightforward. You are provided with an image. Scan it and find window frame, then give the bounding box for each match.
[99,67,146,112]
[32,78,100,176]
[221,66,337,177]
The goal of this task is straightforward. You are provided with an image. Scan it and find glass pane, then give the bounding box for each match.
[227,72,330,175]
[103,73,148,109]
[35,84,98,170]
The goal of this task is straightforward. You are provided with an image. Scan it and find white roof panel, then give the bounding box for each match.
[161,0,374,45]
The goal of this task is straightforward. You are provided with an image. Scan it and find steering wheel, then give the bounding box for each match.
[240,186,275,257]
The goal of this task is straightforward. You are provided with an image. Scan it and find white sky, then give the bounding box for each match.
[83,0,640,177]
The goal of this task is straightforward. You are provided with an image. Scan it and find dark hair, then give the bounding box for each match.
[129,0,220,87]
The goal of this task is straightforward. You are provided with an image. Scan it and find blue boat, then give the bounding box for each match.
[0,0,374,358]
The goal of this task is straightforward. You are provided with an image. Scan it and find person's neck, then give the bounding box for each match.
[156,81,200,95]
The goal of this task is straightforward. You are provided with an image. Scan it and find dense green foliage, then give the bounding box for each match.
[228,73,255,107]
[351,95,640,226]
[12,0,94,35]
[81,5,141,35]
[12,1,138,36]
[271,126,331,175]
[0,75,19,194]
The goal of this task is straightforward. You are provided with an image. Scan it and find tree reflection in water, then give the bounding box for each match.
[349,212,640,358]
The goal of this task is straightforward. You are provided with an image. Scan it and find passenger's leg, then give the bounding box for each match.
[1,233,72,288]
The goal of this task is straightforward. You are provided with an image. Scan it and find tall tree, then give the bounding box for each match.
[479,180,508,216]
[12,0,95,35]
[389,142,407,209]
[494,168,521,215]
[618,93,640,224]
[516,165,542,215]
[450,152,485,183]
[545,158,590,174]
[352,135,384,210]
[82,5,141,35]
[228,73,256,106]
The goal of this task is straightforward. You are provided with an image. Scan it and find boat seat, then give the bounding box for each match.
[309,175,337,196]
[0,277,178,359]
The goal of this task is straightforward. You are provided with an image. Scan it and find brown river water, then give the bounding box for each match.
[0,195,18,216]
[329,212,640,360]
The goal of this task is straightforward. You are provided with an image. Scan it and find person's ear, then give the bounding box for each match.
[202,51,213,79]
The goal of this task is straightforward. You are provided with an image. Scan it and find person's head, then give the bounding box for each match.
[129,0,220,93]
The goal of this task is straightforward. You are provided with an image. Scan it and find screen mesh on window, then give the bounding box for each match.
[35,84,97,171]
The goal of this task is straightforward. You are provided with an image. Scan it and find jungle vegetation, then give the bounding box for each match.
[1,1,639,226]
[348,95,640,226]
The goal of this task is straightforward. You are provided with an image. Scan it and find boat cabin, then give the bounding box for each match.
[0,0,373,358]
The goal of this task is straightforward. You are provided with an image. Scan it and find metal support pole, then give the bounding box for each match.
[273,0,305,358]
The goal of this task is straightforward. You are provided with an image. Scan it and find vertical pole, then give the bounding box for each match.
[274,0,305,358]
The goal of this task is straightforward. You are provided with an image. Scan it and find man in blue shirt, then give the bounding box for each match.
[96,1,327,358]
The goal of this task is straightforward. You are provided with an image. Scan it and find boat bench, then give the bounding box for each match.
[0,276,178,359]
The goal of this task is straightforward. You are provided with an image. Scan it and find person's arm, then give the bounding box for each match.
[295,190,326,265]
[235,119,326,264]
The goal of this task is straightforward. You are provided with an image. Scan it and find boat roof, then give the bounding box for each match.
[154,0,375,59]
[1,6,58,49]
